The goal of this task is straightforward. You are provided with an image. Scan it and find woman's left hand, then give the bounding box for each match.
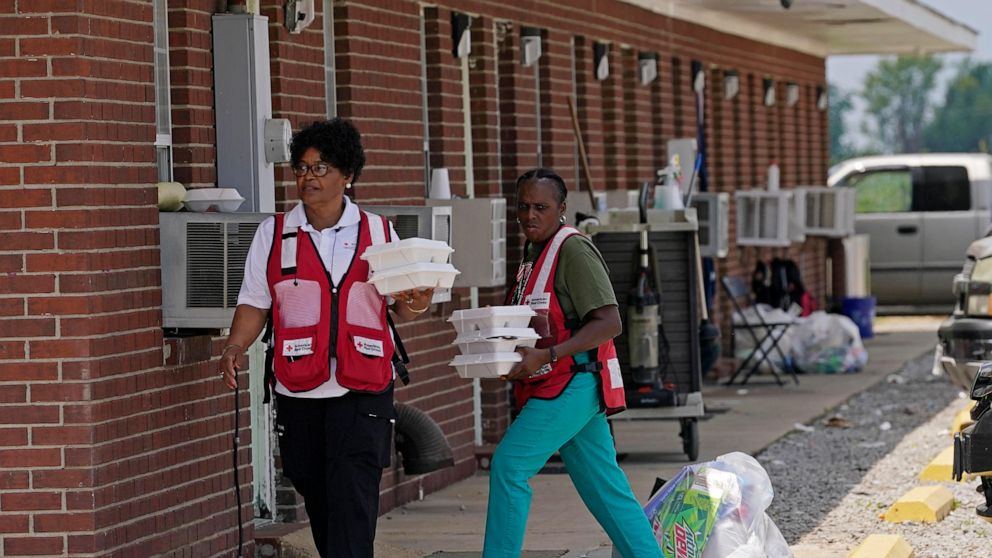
[395,288,434,315]
[503,346,551,381]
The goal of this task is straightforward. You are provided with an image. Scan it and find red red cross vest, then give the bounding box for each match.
[266,209,394,393]
[507,226,626,416]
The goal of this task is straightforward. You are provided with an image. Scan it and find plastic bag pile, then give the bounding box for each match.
[732,308,868,375]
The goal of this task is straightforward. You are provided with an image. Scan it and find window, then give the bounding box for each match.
[153,0,173,182]
[915,165,970,212]
[842,169,912,214]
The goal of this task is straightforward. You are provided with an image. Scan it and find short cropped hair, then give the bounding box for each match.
[515,168,567,203]
[290,118,367,183]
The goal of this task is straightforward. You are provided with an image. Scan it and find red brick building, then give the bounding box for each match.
[0,0,971,555]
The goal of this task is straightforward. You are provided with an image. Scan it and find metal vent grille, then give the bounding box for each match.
[186,221,257,308]
[392,214,421,239]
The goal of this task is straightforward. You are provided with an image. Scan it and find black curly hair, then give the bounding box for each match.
[515,168,567,204]
[290,118,367,184]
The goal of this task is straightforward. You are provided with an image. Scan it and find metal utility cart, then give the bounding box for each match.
[588,209,705,460]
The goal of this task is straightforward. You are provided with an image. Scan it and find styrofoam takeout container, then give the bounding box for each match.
[368,262,460,296]
[361,237,453,270]
[448,306,536,334]
[183,188,245,212]
[453,328,540,355]
[449,352,522,379]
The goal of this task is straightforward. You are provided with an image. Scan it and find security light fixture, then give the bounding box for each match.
[638,52,657,85]
[786,82,800,107]
[451,12,471,58]
[780,0,794,8]
[763,78,776,107]
[520,27,542,67]
[593,42,609,81]
[723,70,739,100]
[816,85,828,111]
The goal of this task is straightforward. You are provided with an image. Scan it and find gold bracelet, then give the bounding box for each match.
[407,302,430,314]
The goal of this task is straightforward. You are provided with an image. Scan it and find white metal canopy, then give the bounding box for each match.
[624,0,976,57]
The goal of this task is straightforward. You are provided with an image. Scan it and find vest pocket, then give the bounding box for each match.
[346,282,385,330]
[274,324,329,391]
[337,323,393,391]
[273,279,322,328]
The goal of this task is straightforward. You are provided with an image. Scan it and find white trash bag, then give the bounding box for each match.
[617,452,791,558]
[731,305,797,372]
[788,311,868,374]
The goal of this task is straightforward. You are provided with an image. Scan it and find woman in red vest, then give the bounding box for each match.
[218,118,432,558]
[482,169,662,557]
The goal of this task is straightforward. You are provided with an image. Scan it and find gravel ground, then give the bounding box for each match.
[756,353,991,557]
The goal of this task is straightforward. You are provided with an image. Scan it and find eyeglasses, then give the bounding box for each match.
[291,162,333,178]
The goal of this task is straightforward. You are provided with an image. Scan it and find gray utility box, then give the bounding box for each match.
[588,211,702,406]
[160,212,269,329]
[213,13,277,213]
[427,198,507,288]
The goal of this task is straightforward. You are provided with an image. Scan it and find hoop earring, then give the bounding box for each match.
[345,183,352,189]
[559,215,566,225]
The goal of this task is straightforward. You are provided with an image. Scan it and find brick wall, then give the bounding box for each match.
[0,1,251,556]
[0,0,829,554]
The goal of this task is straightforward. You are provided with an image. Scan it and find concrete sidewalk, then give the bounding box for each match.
[272,322,941,558]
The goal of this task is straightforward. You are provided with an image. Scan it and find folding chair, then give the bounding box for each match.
[721,276,799,386]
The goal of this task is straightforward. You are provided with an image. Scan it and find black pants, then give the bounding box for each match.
[275,386,394,558]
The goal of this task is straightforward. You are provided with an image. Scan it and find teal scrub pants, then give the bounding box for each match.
[482,373,663,558]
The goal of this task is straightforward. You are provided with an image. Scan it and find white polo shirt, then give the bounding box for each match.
[238,197,398,398]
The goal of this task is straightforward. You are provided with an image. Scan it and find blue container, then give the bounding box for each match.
[841,296,876,339]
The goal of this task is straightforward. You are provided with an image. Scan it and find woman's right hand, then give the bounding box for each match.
[219,345,242,390]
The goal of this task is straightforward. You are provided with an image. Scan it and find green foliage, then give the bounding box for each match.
[861,55,942,153]
[924,59,992,153]
[842,170,912,214]
[829,84,855,166]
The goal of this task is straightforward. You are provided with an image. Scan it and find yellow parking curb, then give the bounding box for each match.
[951,401,976,435]
[918,446,956,482]
[847,534,914,558]
[882,485,954,523]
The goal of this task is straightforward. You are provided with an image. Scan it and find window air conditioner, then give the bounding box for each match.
[160,212,270,329]
[690,192,729,258]
[735,190,792,248]
[799,186,856,237]
[427,198,506,288]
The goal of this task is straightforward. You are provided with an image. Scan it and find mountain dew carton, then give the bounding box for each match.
[643,465,737,558]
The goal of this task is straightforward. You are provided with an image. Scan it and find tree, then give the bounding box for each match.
[828,83,855,166]
[860,55,942,153]
[924,59,992,153]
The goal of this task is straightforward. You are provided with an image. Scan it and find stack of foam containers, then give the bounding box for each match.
[361,238,459,295]
[447,306,539,379]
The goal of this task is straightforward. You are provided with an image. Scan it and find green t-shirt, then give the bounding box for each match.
[523,235,617,365]
[524,234,618,324]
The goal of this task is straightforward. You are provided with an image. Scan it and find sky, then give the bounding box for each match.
[826,0,992,149]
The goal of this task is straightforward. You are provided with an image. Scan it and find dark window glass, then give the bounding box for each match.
[913,166,970,212]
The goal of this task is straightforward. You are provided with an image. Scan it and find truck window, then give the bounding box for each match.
[913,166,970,212]
[841,169,912,214]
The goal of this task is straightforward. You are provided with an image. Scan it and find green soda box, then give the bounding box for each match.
[648,466,737,558]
